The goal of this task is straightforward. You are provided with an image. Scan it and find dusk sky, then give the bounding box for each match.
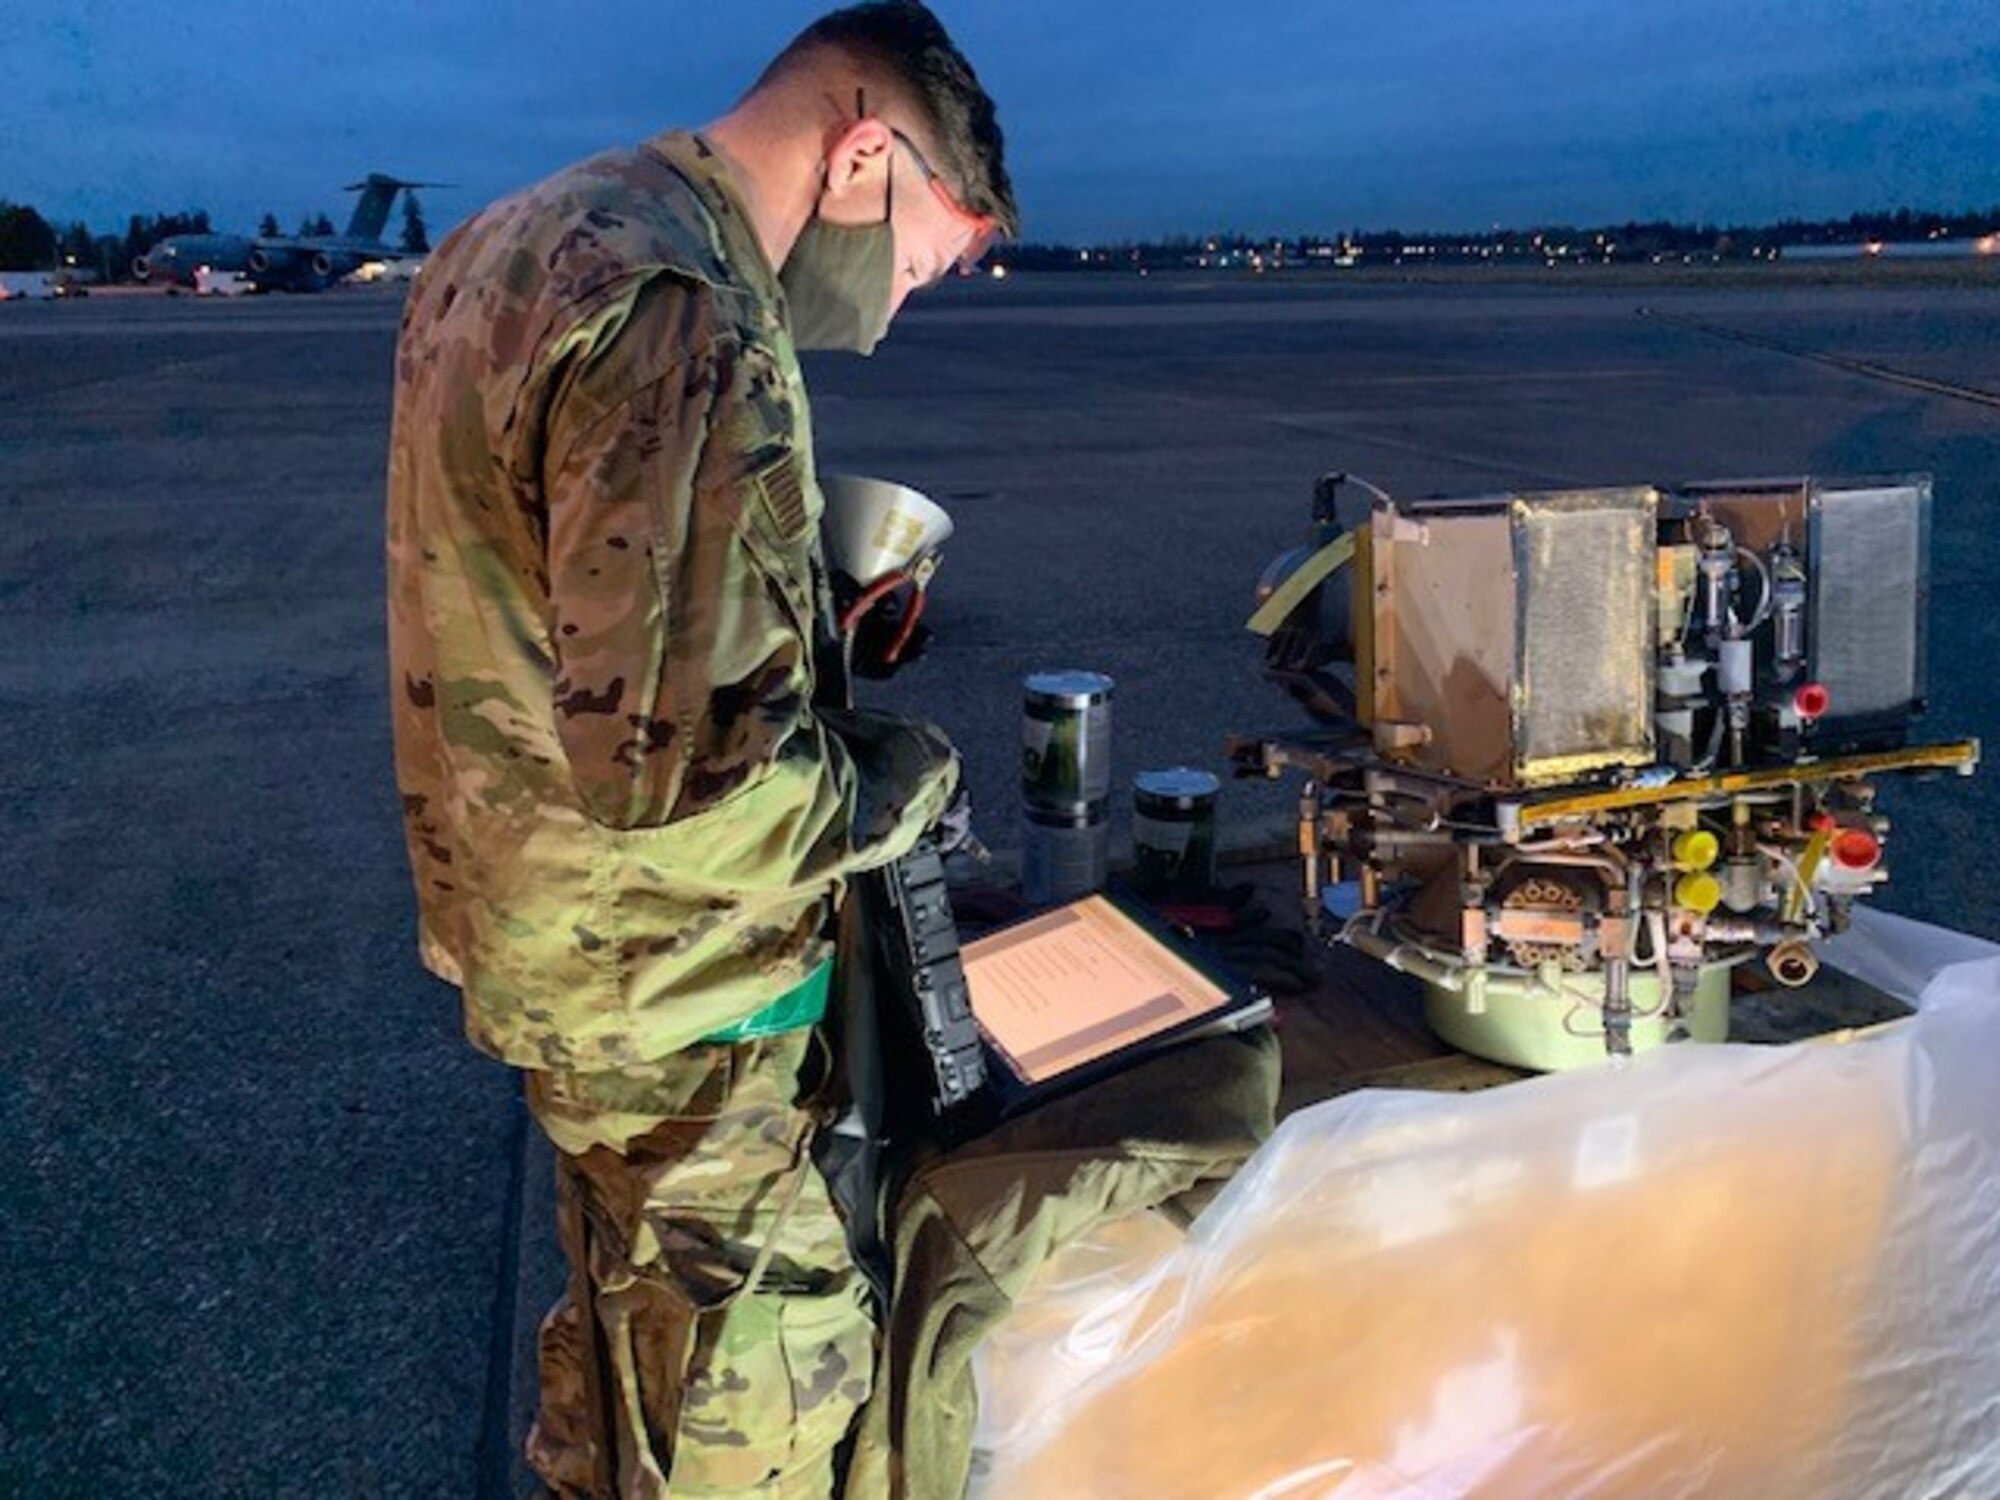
[6,1,1999,243]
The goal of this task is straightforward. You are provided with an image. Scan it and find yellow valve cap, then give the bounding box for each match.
[1676,871,1724,914]
[1673,829,1721,870]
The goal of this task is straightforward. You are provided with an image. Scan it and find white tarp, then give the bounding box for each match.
[974,908,2000,1498]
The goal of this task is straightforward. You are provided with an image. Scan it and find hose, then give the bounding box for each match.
[837,569,928,667]
[837,569,914,635]
[1734,545,1774,633]
[885,585,928,664]
[1758,843,1822,927]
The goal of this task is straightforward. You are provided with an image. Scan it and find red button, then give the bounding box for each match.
[1831,828,1881,871]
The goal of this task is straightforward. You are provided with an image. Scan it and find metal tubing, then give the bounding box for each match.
[1344,924,1467,991]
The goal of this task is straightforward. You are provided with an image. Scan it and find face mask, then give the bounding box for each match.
[780,212,895,355]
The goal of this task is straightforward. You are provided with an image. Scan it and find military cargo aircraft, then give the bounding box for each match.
[132,174,438,292]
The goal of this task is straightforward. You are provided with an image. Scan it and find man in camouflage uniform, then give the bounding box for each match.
[385,5,1015,1493]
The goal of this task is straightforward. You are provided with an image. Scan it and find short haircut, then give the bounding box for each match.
[757,1,1019,237]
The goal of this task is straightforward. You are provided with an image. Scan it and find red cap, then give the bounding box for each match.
[1795,683,1831,720]
[1831,828,1882,871]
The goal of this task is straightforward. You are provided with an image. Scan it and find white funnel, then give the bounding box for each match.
[819,475,954,585]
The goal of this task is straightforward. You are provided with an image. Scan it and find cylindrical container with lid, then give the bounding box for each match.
[1021,801,1109,905]
[1022,671,1114,808]
[1131,767,1220,897]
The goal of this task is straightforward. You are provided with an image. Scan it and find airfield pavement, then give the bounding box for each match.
[5,265,1999,1493]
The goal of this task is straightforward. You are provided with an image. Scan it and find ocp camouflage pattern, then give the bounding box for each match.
[387,132,957,1070]
[525,1030,872,1496]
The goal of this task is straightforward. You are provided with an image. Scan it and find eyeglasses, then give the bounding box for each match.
[887,126,1001,272]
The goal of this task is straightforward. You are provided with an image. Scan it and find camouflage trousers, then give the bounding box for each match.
[523,1029,872,1498]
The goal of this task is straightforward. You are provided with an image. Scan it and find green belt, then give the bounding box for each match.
[701,959,834,1043]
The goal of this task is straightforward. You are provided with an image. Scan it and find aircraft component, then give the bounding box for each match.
[1495,869,1594,971]
[1234,472,1978,1069]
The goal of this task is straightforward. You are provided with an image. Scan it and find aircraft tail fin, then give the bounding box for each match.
[341,175,449,245]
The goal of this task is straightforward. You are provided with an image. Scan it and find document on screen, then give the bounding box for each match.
[962,894,1261,1087]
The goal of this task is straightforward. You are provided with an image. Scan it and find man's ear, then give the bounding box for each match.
[821,117,894,214]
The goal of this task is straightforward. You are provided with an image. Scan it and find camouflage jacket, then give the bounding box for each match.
[387,132,958,1072]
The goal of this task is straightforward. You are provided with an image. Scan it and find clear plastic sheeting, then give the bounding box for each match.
[973,909,2000,1499]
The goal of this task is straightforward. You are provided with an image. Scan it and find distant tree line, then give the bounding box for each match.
[1002,204,2000,272]
[401,193,430,254]
[0,197,430,278]
[6,194,1993,278]
[0,204,200,280]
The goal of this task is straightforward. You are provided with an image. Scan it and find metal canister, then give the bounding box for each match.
[1022,671,1114,807]
[1131,767,1220,897]
[1022,801,1109,905]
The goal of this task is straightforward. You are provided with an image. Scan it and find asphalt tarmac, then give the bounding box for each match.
[4,268,1996,1493]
